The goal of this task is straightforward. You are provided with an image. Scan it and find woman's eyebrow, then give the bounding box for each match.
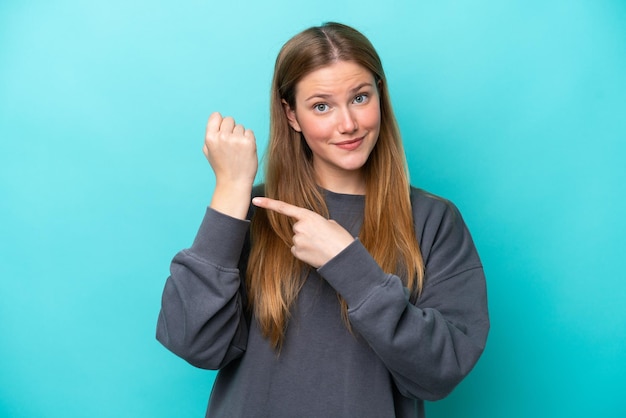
[304,82,374,102]
[349,82,374,93]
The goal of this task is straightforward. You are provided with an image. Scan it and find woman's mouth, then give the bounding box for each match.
[335,137,364,151]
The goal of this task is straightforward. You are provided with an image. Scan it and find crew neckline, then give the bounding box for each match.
[322,188,366,210]
[321,188,366,198]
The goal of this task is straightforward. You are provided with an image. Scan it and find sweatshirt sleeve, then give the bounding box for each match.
[317,196,489,401]
[156,207,250,370]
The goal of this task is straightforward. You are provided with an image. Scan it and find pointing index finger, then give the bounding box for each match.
[252,197,309,220]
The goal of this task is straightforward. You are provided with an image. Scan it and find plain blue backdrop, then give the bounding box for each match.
[1,0,625,417]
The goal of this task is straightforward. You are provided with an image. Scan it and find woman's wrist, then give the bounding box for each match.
[210,181,253,220]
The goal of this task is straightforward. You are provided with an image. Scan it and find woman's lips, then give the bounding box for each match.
[335,137,364,151]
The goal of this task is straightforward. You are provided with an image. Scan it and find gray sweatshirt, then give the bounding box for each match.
[157,186,489,418]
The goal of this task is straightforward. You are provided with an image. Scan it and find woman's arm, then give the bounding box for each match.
[317,197,489,401]
[251,192,489,400]
[157,113,258,369]
[156,208,251,369]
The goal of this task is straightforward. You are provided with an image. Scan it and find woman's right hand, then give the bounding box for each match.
[204,112,258,185]
[203,112,258,219]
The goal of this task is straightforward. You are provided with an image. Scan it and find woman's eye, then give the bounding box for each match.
[314,103,329,112]
[354,94,368,104]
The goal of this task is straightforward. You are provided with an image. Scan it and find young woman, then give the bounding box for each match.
[157,22,489,418]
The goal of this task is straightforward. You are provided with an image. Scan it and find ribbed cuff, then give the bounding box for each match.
[317,239,389,309]
[189,207,250,268]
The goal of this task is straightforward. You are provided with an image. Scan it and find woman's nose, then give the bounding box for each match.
[337,108,358,134]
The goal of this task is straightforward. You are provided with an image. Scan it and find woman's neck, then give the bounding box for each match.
[315,171,366,195]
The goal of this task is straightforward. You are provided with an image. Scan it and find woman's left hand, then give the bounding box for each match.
[252,197,355,268]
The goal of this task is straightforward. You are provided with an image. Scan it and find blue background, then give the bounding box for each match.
[1,0,625,417]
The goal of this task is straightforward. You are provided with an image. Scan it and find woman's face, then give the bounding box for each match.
[283,60,381,193]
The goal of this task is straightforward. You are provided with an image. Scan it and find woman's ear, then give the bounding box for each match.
[282,99,302,132]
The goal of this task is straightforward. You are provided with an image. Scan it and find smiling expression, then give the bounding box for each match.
[283,60,381,194]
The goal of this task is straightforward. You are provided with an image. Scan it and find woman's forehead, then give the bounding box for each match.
[295,61,375,99]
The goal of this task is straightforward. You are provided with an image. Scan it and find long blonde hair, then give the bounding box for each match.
[247,22,424,348]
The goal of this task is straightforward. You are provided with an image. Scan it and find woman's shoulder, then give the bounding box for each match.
[409,186,471,235]
[409,186,455,215]
[409,187,481,274]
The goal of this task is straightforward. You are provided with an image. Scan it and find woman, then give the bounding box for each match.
[157,22,489,418]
